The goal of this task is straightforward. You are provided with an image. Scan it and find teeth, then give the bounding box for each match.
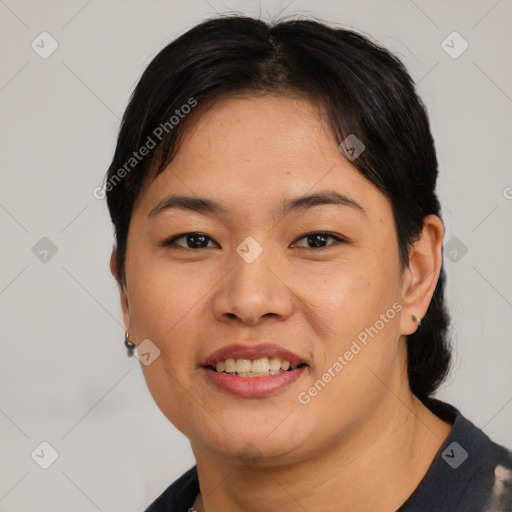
[224,358,236,373]
[213,356,303,375]
[251,357,270,373]
[235,359,252,373]
[269,357,281,371]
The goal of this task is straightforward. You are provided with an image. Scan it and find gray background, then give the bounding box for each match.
[1,0,511,510]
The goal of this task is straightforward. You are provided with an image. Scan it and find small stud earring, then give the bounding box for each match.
[124,332,136,357]
[411,314,422,327]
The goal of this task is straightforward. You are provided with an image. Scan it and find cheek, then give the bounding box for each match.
[297,254,401,377]
[294,266,402,426]
[127,254,198,333]
[125,249,230,376]
[299,259,395,333]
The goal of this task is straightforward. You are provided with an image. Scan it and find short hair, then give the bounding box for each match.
[105,14,451,402]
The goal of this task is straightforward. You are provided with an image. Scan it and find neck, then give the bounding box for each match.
[191,393,452,512]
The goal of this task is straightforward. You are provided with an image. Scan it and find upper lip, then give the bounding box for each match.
[201,343,309,367]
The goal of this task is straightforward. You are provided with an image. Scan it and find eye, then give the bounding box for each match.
[161,232,218,249]
[161,231,346,250]
[292,232,346,249]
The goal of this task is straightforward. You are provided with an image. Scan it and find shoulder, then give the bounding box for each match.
[399,399,512,512]
[143,465,199,512]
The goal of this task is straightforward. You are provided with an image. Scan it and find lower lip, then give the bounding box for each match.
[201,366,308,398]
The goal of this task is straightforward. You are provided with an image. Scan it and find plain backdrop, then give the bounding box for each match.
[1,0,511,510]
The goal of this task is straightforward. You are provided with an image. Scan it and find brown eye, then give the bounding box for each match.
[292,232,345,249]
[162,232,218,249]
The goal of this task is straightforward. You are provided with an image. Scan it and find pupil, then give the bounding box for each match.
[308,233,328,248]
[188,234,207,248]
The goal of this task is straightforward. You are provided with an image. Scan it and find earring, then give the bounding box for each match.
[411,314,422,327]
[124,332,136,357]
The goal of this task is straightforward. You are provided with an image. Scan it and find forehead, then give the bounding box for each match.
[134,95,392,224]
[176,94,338,169]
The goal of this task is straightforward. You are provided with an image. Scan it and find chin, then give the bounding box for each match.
[189,419,311,464]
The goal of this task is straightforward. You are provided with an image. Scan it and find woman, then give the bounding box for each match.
[104,14,512,512]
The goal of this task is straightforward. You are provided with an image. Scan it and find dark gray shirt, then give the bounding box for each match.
[144,399,512,511]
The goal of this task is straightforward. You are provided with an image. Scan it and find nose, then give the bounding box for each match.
[212,245,294,326]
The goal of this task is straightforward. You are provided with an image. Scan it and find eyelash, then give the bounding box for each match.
[161,232,347,250]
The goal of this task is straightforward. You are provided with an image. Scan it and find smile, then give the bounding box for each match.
[208,356,308,377]
[200,343,310,397]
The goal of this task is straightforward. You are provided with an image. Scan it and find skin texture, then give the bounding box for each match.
[111,95,452,512]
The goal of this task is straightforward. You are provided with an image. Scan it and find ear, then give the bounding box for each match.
[110,251,131,332]
[399,214,444,336]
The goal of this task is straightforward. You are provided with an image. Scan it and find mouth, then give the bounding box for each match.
[201,343,310,378]
[205,357,309,377]
[200,343,310,396]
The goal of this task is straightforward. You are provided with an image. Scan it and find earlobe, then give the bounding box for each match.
[399,215,444,336]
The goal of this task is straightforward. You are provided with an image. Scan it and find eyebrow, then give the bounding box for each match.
[148,190,365,220]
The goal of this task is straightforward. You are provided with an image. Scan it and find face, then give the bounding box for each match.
[119,94,411,465]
